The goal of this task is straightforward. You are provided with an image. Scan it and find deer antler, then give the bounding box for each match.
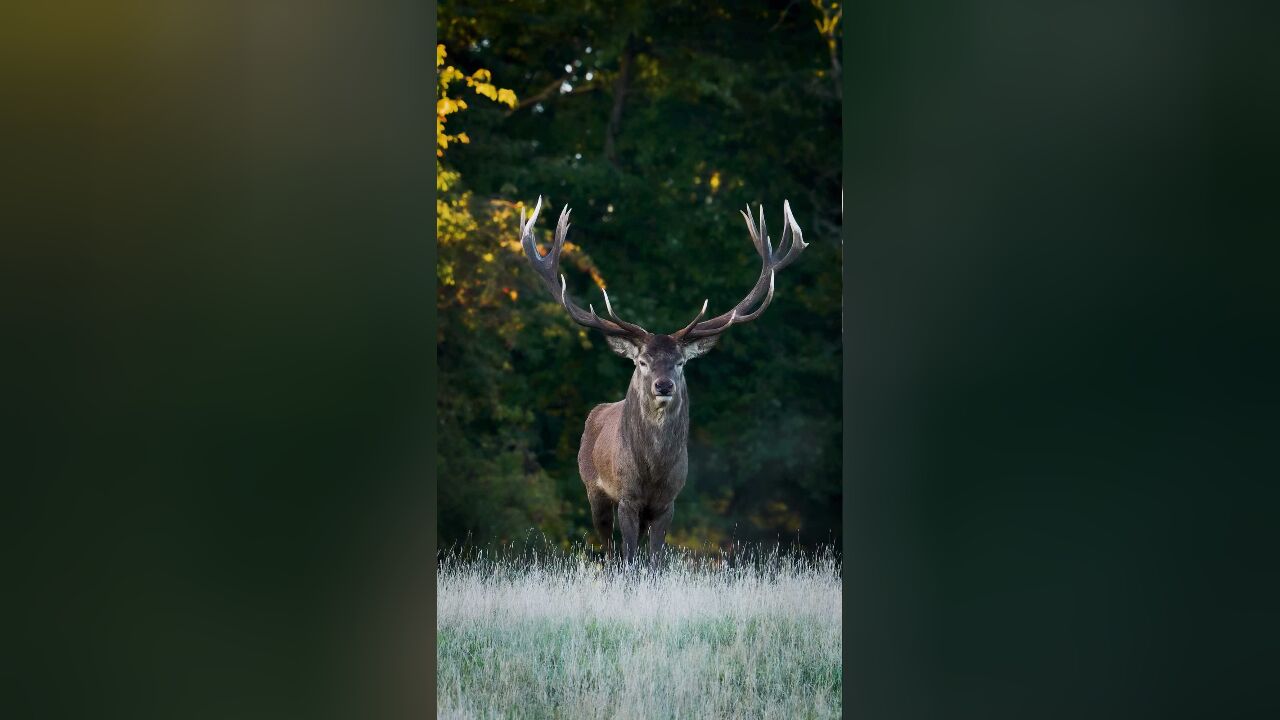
[672,200,808,340]
[521,196,649,338]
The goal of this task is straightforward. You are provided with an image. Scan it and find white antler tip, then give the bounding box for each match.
[524,196,543,235]
[601,287,615,316]
[782,199,807,247]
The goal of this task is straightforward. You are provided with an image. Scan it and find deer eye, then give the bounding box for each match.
[637,359,648,368]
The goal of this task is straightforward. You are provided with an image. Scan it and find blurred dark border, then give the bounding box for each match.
[843,2,1277,718]
[7,2,438,718]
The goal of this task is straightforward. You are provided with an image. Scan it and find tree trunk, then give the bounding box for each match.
[604,36,637,168]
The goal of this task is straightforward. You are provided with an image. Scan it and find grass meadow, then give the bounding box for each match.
[436,543,841,719]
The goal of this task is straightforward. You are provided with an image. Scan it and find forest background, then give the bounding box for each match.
[437,0,843,551]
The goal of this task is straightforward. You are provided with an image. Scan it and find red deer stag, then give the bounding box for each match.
[520,197,807,565]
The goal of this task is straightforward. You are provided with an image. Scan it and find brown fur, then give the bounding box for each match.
[579,334,713,564]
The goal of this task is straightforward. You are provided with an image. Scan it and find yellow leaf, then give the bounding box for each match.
[439,66,461,86]
[497,88,518,108]
[709,171,722,192]
[436,44,446,68]
[474,83,497,101]
[457,132,470,144]
[437,97,458,116]
[482,252,495,263]
[471,68,491,83]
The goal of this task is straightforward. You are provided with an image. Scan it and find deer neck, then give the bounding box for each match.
[621,379,689,469]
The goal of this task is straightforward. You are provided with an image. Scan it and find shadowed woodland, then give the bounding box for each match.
[437,0,842,552]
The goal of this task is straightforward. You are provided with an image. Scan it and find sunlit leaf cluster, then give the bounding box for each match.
[437,44,517,157]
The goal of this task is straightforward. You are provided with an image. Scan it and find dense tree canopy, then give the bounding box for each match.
[437,0,842,551]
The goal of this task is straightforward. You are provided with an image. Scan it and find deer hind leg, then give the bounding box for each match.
[587,491,616,559]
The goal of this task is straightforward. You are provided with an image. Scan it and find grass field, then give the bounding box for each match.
[437,544,841,719]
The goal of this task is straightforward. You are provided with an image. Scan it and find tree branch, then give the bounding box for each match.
[769,0,802,32]
[827,41,842,101]
[507,74,570,114]
[505,74,601,117]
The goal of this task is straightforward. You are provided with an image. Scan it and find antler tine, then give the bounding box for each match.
[553,204,572,260]
[741,206,765,259]
[600,286,649,336]
[671,298,710,339]
[773,199,808,271]
[758,204,773,262]
[676,201,807,340]
[520,196,649,338]
[521,196,546,268]
[525,195,542,238]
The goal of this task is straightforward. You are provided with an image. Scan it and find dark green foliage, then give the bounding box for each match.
[438,0,841,549]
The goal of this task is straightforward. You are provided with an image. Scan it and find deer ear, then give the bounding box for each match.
[606,335,642,359]
[680,336,719,360]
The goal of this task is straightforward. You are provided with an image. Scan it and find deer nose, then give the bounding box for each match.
[654,379,674,396]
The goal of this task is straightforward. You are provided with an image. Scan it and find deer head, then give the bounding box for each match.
[520,197,807,410]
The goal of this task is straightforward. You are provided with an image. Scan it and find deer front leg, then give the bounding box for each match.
[617,499,641,565]
[648,502,675,568]
[587,491,616,560]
